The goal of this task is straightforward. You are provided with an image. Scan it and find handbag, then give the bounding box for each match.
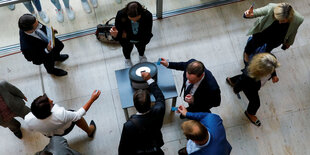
[95,17,119,43]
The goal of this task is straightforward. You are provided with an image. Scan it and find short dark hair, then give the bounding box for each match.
[18,14,36,31]
[181,120,208,141]
[133,89,151,113]
[186,61,205,77]
[125,1,144,17]
[31,94,52,119]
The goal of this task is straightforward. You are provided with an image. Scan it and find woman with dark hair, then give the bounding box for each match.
[110,1,153,67]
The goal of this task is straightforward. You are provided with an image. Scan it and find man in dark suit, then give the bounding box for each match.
[118,72,165,155]
[35,136,81,155]
[0,80,30,139]
[177,105,232,155]
[18,14,68,76]
[161,58,221,114]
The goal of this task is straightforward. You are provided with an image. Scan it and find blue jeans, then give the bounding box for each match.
[50,0,70,9]
[23,0,42,13]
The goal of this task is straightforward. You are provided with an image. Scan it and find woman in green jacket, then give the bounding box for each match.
[243,3,304,63]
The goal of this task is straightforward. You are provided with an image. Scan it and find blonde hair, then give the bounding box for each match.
[247,53,280,80]
[274,3,294,22]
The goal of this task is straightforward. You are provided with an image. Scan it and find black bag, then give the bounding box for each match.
[95,17,118,43]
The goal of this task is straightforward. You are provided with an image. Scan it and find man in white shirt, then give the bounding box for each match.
[25,90,101,137]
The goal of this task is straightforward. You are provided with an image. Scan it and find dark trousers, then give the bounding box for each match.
[244,35,282,55]
[0,118,21,133]
[230,74,261,115]
[43,39,64,73]
[119,39,147,59]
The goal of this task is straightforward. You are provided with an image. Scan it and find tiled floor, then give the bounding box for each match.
[0,0,310,154]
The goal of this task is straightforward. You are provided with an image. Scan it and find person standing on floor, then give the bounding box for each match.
[80,0,98,14]
[0,80,30,139]
[177,105,232,155]
[25,90,101,138]
[160,58,221,118]
[243,3,304,63]
[35,136,81,155]
[50,0,75,22]
[226,53,280,126]
[19,14,69,76]
[118,72,165,154]
[110,1,153,68]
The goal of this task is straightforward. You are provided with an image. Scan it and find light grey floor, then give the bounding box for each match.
[0,0,310,154]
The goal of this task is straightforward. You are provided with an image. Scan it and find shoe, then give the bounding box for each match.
[88,120,96,138]
[55,9,64,23]
[8,4,15,10]
[226,77,235,87]
[56,54,69,62]
[90,0,98,8]
[178,147,187,155]
[244,111,261,127]
[139,55,147,63]
[31,12,37,18]
[115,0,122,4]
[49,68,68,76]
[38,11,50,24]
[65,7,75,21]
[125,59,133,68]
[13,130,23,139]
[82,1,92,13]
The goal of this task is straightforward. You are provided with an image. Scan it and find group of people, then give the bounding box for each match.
[7,0,98,23]
[0,1,303,154]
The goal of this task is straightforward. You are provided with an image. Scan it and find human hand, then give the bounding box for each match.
[244,5,254,18]
[90,90,101,101]
[47,41,52,51]
[185,94,194,104]
[53,29,58,34]
[178,105,188,117]
[272,76,279,83]
[141,72,151,81]
[160,57,169,67]
[110,26,118,38]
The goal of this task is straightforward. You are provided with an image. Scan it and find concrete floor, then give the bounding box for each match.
[0,0,310,154]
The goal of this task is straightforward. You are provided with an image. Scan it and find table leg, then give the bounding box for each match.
[172,97,177,109]
[124,108,129,121]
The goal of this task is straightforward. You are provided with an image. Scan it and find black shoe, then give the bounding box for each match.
[50,68,68,76]
[55,54,69,62]
[13,130,23,139]
[88,120,96,138]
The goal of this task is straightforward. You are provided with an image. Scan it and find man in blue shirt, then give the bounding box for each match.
[178,105,232,155]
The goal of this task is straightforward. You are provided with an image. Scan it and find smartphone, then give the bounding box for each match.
[157,58,161,65]
[171,107,178,111]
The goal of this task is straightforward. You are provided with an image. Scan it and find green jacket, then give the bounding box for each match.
[247,3,304,46]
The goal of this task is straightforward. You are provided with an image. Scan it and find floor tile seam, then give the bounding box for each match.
[39,65,45,94]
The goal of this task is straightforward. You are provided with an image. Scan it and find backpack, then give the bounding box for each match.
[95,17,119,43]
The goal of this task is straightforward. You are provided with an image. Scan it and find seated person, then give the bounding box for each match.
[25,90,101,137]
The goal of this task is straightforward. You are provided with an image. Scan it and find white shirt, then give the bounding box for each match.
[25,104,86,137]
[186,74,205,95]
[186,131,211,154]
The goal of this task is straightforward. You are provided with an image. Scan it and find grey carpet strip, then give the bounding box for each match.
[0,0,242,57]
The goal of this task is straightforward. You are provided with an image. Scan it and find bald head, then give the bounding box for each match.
[181,120,208,143]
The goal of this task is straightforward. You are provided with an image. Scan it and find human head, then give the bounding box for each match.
[133,89,151,113]
[125,1,144,22]
[31,94,53,119]
[274,3,294,23]
[247,53,280,80]
[186,61,205,84]
[181,120,209,145]
[18,14,39,33]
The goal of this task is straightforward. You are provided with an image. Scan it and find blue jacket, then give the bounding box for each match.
[186,112,232,155]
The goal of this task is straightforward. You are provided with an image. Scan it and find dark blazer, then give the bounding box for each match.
[168,59,221,112]
[35,136,81,155]
[114,8,153,44]
[186,112,232,155]
[0,80,30,124]
[19,25,64,65]
[118,82,165,155]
